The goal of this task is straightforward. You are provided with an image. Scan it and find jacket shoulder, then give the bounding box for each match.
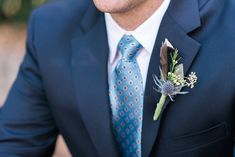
[31,0,90,25]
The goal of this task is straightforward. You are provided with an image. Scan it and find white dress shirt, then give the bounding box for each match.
[105,0,171,90]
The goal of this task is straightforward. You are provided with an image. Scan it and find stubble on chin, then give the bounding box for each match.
[92,0,138,14]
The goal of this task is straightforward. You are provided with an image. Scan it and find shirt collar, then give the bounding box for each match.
[105,13,125,64]
[105,0,171,64]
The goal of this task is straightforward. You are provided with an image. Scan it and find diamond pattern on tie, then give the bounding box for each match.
[109,35,144,157]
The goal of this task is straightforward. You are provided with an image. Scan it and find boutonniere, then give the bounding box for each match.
[153,39,197,121]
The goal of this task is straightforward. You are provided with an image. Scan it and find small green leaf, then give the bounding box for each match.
[174,63,184,92]
[174,63,184,78]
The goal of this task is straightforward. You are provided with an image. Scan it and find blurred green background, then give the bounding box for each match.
[0,0,72,157]
[0,0,50,23]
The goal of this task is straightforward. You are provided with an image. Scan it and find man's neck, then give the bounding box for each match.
[110,0,164,31]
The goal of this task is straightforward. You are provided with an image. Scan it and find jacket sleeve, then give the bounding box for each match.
[0,11,58,157]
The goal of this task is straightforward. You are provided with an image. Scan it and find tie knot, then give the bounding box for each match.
[118,35,142,61]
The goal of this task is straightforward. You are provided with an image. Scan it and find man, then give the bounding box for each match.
[0,0,235,156]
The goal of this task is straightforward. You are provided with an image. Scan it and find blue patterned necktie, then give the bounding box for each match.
[109,35,144,157]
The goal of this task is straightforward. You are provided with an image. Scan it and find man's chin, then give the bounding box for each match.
[93,0,134,14]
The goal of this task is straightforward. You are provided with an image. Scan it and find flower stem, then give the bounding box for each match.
[153,94,167,121]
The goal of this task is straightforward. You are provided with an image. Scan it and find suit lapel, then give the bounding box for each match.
[71,3,119,157]
[142,0,201,157]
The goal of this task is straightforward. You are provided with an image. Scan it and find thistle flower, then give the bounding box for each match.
[153,74,188,101]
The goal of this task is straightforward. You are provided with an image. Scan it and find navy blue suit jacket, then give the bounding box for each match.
[0,0,235,156]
